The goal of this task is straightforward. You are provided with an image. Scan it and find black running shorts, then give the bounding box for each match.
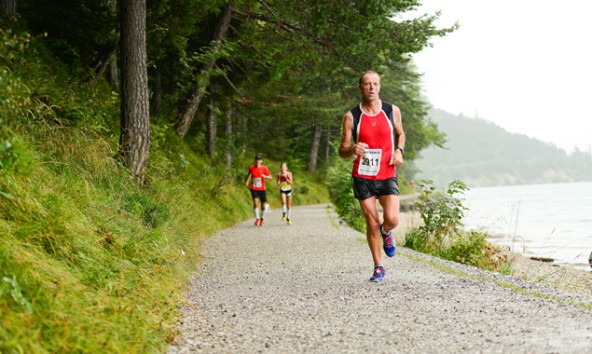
[280,189,292,197]
[250,189,267,203]
[352,176,399,200]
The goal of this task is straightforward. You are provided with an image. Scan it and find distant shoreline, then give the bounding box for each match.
[483,231,591,272]
[395,210,592,297]
[502,248,592,297]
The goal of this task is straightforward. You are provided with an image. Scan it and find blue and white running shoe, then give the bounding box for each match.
[380,224,396,257]
[370,266,386,282]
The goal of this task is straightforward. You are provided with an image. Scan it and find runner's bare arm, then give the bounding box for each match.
[339,112,367,158]
[245,173,252,187]
[391,105,405,166]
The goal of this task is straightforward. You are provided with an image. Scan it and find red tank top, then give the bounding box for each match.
[351,104,396,180]
[278,172,291,191]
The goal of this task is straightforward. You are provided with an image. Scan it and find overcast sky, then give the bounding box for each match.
[406,0,592,153]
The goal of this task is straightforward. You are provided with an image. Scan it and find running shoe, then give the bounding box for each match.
[369,266,385,282]
[287,219,292,225]
[281,214,286,221]
[380,224,396,257]
[259,219,264,226]
[254,219,260,226]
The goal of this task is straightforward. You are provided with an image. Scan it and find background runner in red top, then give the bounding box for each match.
[248,165,270,191]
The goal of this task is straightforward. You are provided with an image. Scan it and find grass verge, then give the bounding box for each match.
[0,33,328,351]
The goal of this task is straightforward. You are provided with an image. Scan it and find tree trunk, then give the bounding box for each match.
[308,123,322,174]
[0,0,16,17]
[108,51,120,90]
[238,104,247,152]
[108,0,119,90]
[91,48,116,84]
[151,67,162,116]
[177,2,233,137]
[207,95,217,158]
[119,0,149,183]
[224,101,234,169]
[324,126,331,167]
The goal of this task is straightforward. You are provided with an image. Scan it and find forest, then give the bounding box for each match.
[415,109,592,187]
[1,1,454,352]
[1,0,455,179]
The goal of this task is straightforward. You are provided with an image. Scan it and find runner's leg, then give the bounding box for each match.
[253,197,260,220]
[286,194,292,220]
[281,192,287,218]
[378,194,400,234]
[260,190,267,220]
[358,196,382,266]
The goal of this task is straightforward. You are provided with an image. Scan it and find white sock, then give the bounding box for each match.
[261,205,266,219]
[287,208,291,219]
[282,205,287,214]
[254,208,260,219]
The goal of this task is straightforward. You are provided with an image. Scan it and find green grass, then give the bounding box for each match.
[0,118,328,353]
[0,32,329,353]
[401,253,592,311]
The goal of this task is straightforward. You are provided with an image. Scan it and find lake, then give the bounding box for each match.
[462,181,592,271]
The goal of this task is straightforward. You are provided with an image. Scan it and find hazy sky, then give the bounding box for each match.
[407,0,592,153]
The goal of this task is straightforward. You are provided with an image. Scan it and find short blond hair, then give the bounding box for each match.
[358,70,381,86]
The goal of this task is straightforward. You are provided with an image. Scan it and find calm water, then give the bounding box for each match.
[463,181,592,271]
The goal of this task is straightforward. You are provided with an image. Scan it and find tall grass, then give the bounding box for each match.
[0,30,328,353]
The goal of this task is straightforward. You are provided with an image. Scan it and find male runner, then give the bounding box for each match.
[338,70,405,282]
[245,154,272,226]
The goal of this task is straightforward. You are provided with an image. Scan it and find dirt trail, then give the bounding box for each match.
[168,204,592,353]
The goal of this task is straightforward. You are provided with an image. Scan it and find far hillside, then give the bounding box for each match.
[414,109,592,188]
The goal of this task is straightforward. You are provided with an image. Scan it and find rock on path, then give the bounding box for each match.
[168,204,592,353]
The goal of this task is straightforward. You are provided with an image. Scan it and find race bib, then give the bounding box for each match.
[357,148,382,176]
[252,177,262,188]
[280,181,290,191]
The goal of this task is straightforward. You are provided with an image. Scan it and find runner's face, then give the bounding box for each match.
[256,159,262,166]
[359,73,380,101]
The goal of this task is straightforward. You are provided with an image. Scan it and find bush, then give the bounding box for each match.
[408,179,468,252]
[405,180,506,271]
[326,156,365,232]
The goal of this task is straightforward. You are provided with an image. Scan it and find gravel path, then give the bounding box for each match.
[168,204,592,353]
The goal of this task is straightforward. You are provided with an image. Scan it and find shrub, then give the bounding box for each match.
[326,156,365,232]
[405,179,507,271]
